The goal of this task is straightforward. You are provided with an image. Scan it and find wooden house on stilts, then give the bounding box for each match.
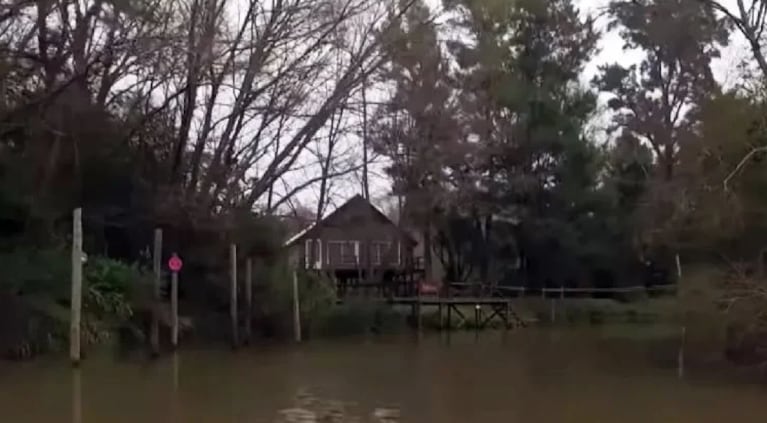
[284,195,424,298]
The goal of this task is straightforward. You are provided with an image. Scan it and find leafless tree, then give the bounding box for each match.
[706,0,767,78]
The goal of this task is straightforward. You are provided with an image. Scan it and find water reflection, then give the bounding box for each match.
[0,327,764,423]
[678,325,686,380]
[71,369,81,423]
[278,389,401,423]
[171,352,180,423]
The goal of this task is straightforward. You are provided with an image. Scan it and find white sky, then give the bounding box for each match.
[579,0,750,85]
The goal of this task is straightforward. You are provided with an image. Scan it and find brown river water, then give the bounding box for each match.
[0,326,765,422]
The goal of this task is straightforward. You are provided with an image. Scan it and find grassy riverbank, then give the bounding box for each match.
[512,296,680,325]
[0,256,755,370]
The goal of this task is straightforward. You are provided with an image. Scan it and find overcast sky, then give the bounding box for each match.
[580,0,749,86]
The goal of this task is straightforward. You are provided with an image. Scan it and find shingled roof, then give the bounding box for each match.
[283,195,417,247]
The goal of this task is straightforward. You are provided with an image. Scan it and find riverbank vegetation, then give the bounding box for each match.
[2,0,767,369]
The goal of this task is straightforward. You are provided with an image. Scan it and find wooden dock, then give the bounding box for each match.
[331,278,676,330]
[389,296,526,330]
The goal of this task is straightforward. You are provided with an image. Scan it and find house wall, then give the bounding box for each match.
[296,237,404,270]
[290,200,412,271]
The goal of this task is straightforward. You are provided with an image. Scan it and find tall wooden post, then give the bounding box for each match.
[70,208,83,366]
[245,258,253,344]
[230,244,239,348]
[292,269,302,342]
[170,270,179,349]
[151,228,162,356]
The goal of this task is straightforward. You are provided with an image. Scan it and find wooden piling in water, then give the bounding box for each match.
[70,208,83,366]
[151,228,162,356]
[170,270,179,349]
[230,244,239,348]
[245,258,253,344]
[292,269,302,342]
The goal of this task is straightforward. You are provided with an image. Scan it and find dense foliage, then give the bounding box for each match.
[368,0,767,360]
[3,0,767,362]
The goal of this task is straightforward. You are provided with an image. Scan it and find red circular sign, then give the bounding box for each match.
[168,254,183,272]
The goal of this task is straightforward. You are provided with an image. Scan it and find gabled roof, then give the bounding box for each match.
[283,221,317,247]
[283,195,417,247]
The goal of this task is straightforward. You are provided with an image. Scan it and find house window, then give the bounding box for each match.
[327,241,359,265]
[345,241,359,265]
[371,241,391,266]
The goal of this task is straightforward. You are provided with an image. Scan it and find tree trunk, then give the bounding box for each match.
[361,77,370,200]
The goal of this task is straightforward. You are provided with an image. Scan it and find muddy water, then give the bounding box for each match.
[0,327,765,422]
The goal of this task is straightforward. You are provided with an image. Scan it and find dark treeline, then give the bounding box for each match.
[372,0,763,289]
[370,0,767,359]
[2,0,767,361]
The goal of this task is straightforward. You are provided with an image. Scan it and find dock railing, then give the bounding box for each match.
[335,277,677,301]
[444,282,677,299]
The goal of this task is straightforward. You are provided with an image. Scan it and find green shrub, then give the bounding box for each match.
[256,263,337,338]
[0,249,150,358]
[318,301,374,336]
[82,257,151,345]
[254,262,407,338]
[0,248,71,358]
[0,247,70,298]
[315,300,406,336]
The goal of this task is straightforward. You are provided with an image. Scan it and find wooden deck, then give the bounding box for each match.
[390,296,526,330]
